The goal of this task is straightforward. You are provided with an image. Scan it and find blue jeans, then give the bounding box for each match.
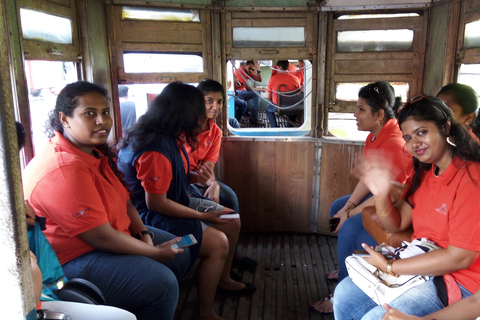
[330,194,376,282]
[233,96,248,121]
[62,227,190,320]
[236,90,260,120]
[333,276,472,319]
[265,104,278,127]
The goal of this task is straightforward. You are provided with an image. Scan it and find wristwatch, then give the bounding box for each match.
[136,230,154,241]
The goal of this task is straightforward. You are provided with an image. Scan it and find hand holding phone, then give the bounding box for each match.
[220,211,240,219]
[172,234,198,249]
[329,217,340,232]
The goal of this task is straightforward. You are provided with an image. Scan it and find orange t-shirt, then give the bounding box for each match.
[267,72,301,105]
[185,119,222,170]
[233,65,251,91]
[135,140,189,194]
[409,159,480,294]
[23,132,131,265]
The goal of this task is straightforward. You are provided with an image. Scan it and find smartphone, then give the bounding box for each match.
[329,217,340,232]
[220,211,240,219]
[172,234,198,249]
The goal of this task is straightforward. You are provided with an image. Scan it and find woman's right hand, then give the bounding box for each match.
[332,207,349,233]
[202,210,231,225]
[155,237,184,263]
[381,304,422,320]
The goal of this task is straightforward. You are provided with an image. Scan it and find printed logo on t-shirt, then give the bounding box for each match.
[435,203,448,216]
[205,141,212,147]
[72,208,91,218]
[148,176,160,182]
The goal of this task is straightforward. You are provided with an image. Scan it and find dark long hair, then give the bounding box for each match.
[358,81,403,120]
[46,81,124,183]
[436,83,480,137]
[119,82,205,152]
[397,95,480,201]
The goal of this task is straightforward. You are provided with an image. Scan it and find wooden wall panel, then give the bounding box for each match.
[218,139,315,232]
[317,141,364,232]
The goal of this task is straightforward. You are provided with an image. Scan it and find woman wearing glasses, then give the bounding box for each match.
[333,95,480,319]
[310,81,412,315]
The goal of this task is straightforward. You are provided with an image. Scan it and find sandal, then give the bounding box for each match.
[308,294,334,315]
[324,269,339,283]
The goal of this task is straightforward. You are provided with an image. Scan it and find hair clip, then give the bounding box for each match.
[373,87,380,95]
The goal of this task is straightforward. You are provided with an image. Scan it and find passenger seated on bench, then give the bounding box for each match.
[15,121,136,320]
[334,95,480,319]
[310,81,411,315]
[437,83,480,141]
[265,60,301,128]
[22,81,191,320]
[117,82,255,320]
[192,79,258,270]
[233,60,265,125]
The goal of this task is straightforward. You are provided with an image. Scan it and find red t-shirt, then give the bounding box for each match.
[271,63,297,77]
[135,140,189,195]
[364,118,413,184]
[233,65,251,91]
[408,159,480,293]
[185,119,222,170]
[267,72,301,105]
[23,132,131,265]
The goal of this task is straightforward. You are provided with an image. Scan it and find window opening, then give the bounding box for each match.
[122,7,200,22]
[25,60,79,154]
[232,27,305,47]
[337,29,414,52]
[227,59,312,137]
[20,8,72,44]
[464,19,480,49]
[123,53,203,73]
[457,64,480,104]
[338,13,419,20]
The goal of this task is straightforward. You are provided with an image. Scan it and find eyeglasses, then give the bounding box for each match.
[397,94,448,119]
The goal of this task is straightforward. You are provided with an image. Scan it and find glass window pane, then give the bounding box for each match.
[337,29,413,52]
[328,113,369,141]
[25,61,79,154]
[335,82,409,102]
[457,64,480,104]
[20,8,72,44]
[233,27,305,47]
[122,7,200,22]
[464,20,480,49]
[123,53,203,73]
[338,13,419,20]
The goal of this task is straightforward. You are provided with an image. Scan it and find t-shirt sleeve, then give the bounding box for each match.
[29,164,109,237]
[202,127,222,164]
[135,151,172,194]
[448,171,480,250]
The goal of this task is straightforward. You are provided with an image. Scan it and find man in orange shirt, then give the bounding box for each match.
[233,60,265,125]
[265,60,301,127]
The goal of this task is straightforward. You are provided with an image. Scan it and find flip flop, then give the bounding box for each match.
[324,269,339,283]
[308,294,334,315]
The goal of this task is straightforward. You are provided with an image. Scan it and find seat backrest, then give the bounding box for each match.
[277,84,304,116]
[362,205,413,248]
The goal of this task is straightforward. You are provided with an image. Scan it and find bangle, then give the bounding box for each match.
[346,209,352,219]
[377,206,393,215]
[347,200,357,208]
[386,259,398,277]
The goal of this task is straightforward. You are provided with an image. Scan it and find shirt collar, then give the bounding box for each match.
[52,131,103,165]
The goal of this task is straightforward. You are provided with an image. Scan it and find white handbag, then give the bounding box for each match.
[346,254,429,306]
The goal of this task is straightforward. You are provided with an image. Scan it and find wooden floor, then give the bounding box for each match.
[174,232,337,320]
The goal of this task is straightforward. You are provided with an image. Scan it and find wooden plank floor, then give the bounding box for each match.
[174,232,337,320]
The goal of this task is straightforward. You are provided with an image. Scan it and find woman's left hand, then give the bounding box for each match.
[362,243,388,272]
[204,182,220,203]
[195,164,215,186]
